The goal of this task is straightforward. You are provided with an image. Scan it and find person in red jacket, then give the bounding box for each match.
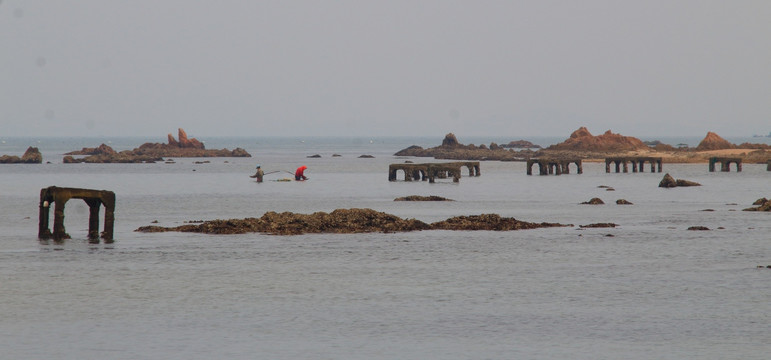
[295,165,308,181]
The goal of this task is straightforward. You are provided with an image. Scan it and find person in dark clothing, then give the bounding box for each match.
[250,165,264,183]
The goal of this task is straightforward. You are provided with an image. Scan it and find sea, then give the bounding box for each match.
[1,135,769,360]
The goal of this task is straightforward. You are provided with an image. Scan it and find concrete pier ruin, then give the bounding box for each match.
[605,157,662,173]
[526,158,582,175]
[389,162,480,183]
[709,157,742,172]
[38,186,116,241]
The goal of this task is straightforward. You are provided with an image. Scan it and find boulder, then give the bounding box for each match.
[441,133,460,147]
[581,197,605,205]
[659,173,700,188]
[616,199,633,205]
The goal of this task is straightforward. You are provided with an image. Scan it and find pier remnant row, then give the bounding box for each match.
[709,157,742,172]
[38,186,116,241]
[389,162,480,183]
[526,158,582,175]
[605,157,662,173]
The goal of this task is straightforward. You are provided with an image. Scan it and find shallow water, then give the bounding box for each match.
[1,137,769,359]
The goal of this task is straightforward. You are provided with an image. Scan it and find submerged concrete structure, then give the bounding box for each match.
[389,162,480,183]
[526,158,582,175]
[709,157,742,172]
[38,186,116,241]
[605,157,662,173]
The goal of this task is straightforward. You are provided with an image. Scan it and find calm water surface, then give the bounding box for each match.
[1,136,769,359]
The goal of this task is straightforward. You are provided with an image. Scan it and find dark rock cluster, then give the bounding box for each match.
[394,195,453,201]
[135,208,570,235]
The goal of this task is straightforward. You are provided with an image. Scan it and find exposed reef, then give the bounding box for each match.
[135,208,570,235]
[63,128,251,163]
[0,146,42,164]
[394,129,771,164]
[394,195,454,201]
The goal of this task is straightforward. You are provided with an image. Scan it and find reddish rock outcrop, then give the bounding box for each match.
[547,127,649,152]
[0,147,43,164]
[696,132,735,151]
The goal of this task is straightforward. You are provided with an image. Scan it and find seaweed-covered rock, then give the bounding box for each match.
[579,223,617,228]
[430,214,568,231]
[136,209,569,235]
[616,199,633,205]
[688,226,710,231]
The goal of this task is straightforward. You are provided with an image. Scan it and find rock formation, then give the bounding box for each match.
[394,133,525,161]
[659,173,701,188]
[579,223,617,228]
[501,140,541,149]
[616,199,633,205]
[64,143,118,156]
[135,208,569,235]
[743,198,771,211]
[581,198,605,205]
[64,128,251,163]
[0,147,43,164]
[696,131,735,151]
[546,127,649,152]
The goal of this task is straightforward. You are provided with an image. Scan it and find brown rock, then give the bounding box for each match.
[0,147,43,164]
[430,214,568,231]
[659,173,677,188]
[696,131,735,151]
[547,127,649,152]
[581,198,605,205]
[616,199,633,205]
[442,133,460,147]
[743,198,771,211]
[688,226,710,231]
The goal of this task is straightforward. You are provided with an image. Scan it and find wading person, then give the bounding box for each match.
[250,164,264,183]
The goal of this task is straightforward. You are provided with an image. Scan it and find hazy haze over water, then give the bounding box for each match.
[1,0,769,137]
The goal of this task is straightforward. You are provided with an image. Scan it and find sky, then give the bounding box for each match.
[1,0,769,138]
